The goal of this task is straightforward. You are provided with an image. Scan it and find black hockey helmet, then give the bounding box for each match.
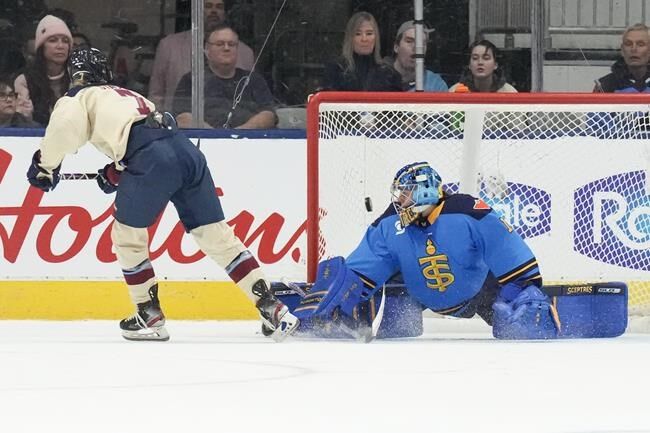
[67,47,113,84]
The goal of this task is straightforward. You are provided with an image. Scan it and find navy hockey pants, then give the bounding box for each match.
[114,123,225,231]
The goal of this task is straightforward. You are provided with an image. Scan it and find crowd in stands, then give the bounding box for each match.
[1,1,649,131]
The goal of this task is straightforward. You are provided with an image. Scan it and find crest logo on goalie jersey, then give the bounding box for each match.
[574,170,650,271]
[418,239,454,292]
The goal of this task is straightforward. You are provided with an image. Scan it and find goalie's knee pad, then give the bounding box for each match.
[492,286,559,340]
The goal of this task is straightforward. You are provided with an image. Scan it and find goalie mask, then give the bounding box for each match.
[67,47,113,85]
[390,162,443,227]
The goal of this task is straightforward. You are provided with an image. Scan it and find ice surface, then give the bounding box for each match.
[0,319,648,433]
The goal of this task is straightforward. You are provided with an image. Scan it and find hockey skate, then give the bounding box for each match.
[253,280,299,342]
[120,285,170,341]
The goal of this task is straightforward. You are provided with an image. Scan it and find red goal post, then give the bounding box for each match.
[306,91,650,316]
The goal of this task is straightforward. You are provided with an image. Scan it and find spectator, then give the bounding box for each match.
[173,23,276,129]
[0,78,40,127]
[594,23,650,93]
[13,15,71,126]
[388,20,448,92]
[321,11,402,91]
[46,7,78,33]
[72,32,91,50]
[149,0,255,111]
[449,40,516,93]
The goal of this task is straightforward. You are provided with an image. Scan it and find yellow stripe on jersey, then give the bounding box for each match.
[425,201,445,225]
[498,259,539,284]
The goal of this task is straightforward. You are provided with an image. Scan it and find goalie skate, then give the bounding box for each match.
[253,280,299,342]
[120,285,170,342]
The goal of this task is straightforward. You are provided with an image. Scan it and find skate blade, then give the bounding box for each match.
[122,326,170,342]
[271,316,300,342]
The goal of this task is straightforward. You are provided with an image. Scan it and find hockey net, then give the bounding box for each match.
[306,92,650,319]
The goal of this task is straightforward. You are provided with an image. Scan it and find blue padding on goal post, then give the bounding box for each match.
[545,282,628,338]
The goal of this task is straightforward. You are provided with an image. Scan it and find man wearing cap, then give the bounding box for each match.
[14,14,72,125]
[389,20,448,92]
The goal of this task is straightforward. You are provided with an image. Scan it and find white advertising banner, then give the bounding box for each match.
[2,133,649,284]
[0,136,307,281]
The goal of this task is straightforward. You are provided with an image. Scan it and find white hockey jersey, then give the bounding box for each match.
[39,85,156,174]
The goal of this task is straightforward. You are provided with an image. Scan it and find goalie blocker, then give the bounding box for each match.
[270,259,627,340]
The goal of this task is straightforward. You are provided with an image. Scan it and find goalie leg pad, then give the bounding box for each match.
[547,282,627,338]
[292,257,377,319]
[270,283,424,339]
[493,282,628,340]
[375,286,423,338]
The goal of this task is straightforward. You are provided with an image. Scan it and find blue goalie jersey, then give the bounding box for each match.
[346,194,542,314]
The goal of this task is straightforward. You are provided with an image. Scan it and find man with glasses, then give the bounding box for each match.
[173,23,276,129]
[0,78,39,127]
[148,0,255,112]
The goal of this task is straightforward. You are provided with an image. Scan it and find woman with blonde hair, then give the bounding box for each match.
[14,15,72,126]
[322,11,401,91]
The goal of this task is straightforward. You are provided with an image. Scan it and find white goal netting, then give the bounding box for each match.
[307,92,650,316]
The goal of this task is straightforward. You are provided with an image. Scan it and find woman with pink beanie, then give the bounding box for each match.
[14,15,72,126]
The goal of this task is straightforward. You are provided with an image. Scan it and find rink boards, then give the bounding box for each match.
[1,131,649,318]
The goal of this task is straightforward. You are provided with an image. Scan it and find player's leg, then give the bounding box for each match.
[112,138,180,341]
[111,221,169,341]
[469,273,500,326]
[169,139,298,341]
[190,222,298,340]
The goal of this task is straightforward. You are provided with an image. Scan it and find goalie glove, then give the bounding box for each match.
[96,162,121,194]
[27,150,61,192]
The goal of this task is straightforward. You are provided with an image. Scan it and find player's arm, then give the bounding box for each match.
[27,97,89,191]
[39,97,89,171]
[474,210,541,294]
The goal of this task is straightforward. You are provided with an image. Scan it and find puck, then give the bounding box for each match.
[364,196,373,212]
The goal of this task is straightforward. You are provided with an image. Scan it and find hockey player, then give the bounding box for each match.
[26,47,298,342]
[288,161,560,339]
[283,161,628,340]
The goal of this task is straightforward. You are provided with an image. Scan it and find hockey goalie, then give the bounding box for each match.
[270,161,628,341]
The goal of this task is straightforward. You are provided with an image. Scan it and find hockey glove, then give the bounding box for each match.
[96,162,121,194]
[492,285,559,339]
[27,150,60,192]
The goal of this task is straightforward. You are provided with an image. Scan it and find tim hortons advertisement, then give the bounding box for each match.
[0,137,307,281]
